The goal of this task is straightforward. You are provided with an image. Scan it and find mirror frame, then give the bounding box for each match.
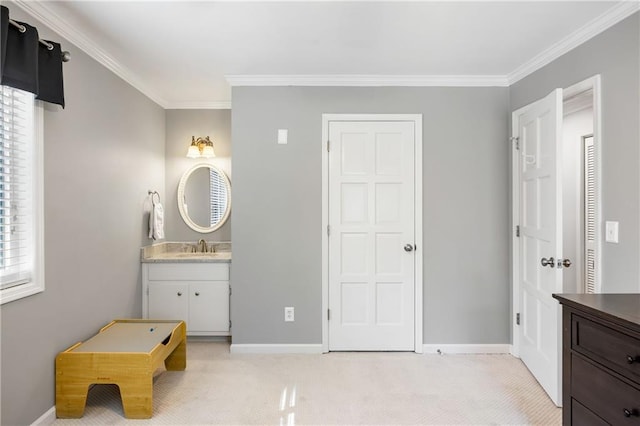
[177,163,231,233]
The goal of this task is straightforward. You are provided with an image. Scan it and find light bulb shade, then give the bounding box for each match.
[202,145,216,158]
[187,145,200,158]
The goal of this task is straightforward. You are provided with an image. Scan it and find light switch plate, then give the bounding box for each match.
[278,129,288,145]
[605,221,619,243]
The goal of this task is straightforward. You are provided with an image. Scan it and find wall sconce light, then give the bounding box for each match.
[186,136,216,158]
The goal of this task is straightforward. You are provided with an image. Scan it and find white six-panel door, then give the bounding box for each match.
[515,89,563,406]
[327,120,415,351]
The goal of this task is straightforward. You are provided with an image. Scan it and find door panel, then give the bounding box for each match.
[328,120,415,351]
[376,282,404,325]
[375,233,403,274]
[516,88,563,406]
[341,233,368,274]
[341,183,368,223]
[340,282,368,325]
[375,183,402,223]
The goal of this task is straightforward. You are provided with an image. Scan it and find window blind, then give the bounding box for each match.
[0,86,34,290]
[210,169,228,226]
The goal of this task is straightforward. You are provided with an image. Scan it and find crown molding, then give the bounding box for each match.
[507,1,640,85]
[11,0,170,108]
[225,74,509,87]
[165,101,232,110]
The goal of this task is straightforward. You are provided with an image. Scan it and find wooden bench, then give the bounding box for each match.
[55,319,186,419]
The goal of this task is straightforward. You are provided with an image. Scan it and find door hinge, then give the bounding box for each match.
[516,225,520,237]
[511,136,520,150]
[229,284,232,296]
[327,140,330,152]
[327,225,330,236]
[516,313,521,325]
[327,309,330,320]
[146,286,149,296]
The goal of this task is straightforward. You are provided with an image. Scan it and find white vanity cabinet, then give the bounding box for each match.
[142,262,230,336]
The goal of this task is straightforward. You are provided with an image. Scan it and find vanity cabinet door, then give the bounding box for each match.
[148,283,189,323]
[189,282,229,333]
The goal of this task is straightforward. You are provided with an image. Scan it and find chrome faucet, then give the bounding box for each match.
[197,239,208,253]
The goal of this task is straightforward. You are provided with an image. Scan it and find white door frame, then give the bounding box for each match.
[511,75,602,357]
[321,114,423,353]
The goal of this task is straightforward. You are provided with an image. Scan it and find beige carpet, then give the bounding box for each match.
[53,342,561,425]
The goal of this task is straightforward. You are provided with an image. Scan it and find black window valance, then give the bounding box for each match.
[0,5,66,107]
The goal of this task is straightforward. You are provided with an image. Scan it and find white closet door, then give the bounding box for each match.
[328,120,415,351]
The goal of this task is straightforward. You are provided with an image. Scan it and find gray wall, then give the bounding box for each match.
[231,86,510,345]
[0,5,166,425]
[165,110,232,242]
[510,13,640,293]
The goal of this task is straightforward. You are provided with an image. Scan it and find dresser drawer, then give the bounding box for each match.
[571,399,608,426]
[572,313,640,380]
[147,263,229,281]
[572,354,640,424]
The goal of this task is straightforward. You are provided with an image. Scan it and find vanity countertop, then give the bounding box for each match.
[141,241,231,263]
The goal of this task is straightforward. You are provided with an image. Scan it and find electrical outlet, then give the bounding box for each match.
[284,307,294,322]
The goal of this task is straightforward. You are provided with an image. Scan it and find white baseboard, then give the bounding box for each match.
[230,344,323,354]
[230,343,509,355]
[422,344,511,354]
[31,406,56,425]
[188,335,231,343]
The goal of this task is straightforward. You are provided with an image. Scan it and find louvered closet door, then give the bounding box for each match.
[328,120,415,351]
[584,135,596,294]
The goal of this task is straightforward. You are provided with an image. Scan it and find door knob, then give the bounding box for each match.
[177,292,182,296]
[195,292,200,296]
[540,257,555,268]
[555,258,572,269]
[404,244,414,252]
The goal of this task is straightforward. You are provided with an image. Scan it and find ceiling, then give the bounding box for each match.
[13,1,639,108]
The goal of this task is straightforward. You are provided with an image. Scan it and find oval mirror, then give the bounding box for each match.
[177,163,231,233]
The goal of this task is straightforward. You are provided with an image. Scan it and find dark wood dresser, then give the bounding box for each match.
[553,294,640,425]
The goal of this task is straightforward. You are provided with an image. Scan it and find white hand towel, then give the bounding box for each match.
[151,202,165,240]
[148,203,155,239]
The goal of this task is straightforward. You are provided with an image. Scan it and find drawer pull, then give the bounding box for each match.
[627,355,639,364]
[177,292,182,296]
[623,408,639,418]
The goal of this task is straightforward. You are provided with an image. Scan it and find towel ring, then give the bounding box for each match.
[148,190,161,204]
